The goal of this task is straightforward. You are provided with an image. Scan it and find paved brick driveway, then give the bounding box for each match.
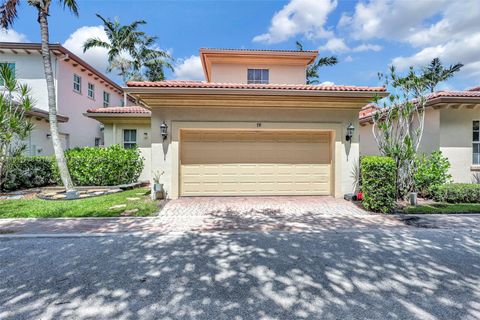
[158,196,406,232]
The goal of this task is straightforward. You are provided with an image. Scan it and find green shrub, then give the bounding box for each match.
[1,156,56,191]
[59,145,144,186]
[414,151,451,197]
[361,156,396,213]
[430,183,480,203]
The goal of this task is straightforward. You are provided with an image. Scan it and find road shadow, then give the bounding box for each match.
[1,229,479,319]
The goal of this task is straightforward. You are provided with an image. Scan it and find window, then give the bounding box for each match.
[73,74,81,93]
[247,69,269,84]
[94,137,101,147]
[0,62,15,86]
[103,91,110,107]
[474,121,480,165]
[123,129,137,149]
[88,83,95,99]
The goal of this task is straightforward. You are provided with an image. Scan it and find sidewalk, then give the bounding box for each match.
[0,213,479,236]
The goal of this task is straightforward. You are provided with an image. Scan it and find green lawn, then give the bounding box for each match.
[403,203,480,214]
[0,188,159,218]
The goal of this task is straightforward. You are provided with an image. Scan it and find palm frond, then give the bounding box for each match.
[0,0,20,28]
[60,0,78,16]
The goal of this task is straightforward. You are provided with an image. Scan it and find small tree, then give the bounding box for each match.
[371,65,429,199]
[0,64,34,188]
[296,41,337,84]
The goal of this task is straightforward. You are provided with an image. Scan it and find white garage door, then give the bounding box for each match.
[180,129,332,196]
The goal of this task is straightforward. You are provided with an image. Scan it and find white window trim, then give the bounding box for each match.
[73,74,82,94]
[473,120,480,165]
[87,82,95,100]
[247,68,269,84]
[103,91,110,107]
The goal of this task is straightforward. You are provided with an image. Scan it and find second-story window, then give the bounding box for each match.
[247,69,269,84]
[73,74,82,93]
[87,83,95,99]
[103,91,110,107]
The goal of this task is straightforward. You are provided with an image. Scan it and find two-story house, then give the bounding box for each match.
[86,48,386,199]
[0,42,126,156]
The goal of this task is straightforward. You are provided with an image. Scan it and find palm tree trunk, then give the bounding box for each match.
[38,10,75,191]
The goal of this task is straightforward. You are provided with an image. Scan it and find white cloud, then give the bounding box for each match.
[0,29,28,42]
[253,0,337,44]
[62,26,110,72]
[352,43,382,52]
[341,0,480,78]
[319,38,349,53]
[174,55,204,80]
[319,39,382,54]
[344,55,354,62]
[320,81,335,86]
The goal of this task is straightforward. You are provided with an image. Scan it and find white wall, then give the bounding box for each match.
[0,53,56,113]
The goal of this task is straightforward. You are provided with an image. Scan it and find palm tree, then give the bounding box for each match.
[0,0,77,194]
[296,41,338,84]
[422,58,463,92]
[84,14,172,84]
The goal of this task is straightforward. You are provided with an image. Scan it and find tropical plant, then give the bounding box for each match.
[0,64,34,188]
[371,65,430,199]
[414,151,451,197]
[361,156,396,213]
[83,14,173,84]
[296,41,337,84]
[0,0,77,194]
[421,58,463,92]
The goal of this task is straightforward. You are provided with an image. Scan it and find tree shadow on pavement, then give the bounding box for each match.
[1,228,479,319]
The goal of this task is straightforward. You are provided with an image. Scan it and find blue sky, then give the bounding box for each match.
[2,0,479,90]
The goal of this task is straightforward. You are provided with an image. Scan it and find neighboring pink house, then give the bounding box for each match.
[0,42,126,155]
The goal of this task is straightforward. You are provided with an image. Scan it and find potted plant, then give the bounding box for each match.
[152,170,164,200]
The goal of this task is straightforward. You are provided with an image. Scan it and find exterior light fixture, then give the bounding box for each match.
[346,123,355,142]
[46,133,51,139]
[160,121,168,141]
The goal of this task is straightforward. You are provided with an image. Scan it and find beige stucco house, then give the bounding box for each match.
[86,48,386,199]
[360,88,480,183]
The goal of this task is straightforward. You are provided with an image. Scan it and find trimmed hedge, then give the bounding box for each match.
[1,156,56,191]
[59,145,144,186]
[361,156,396,213]
[430,183,480,203]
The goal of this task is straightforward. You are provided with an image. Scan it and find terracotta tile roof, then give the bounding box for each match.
[126,80,387,92]
[359,90,480,121]
[467,86,480,91]
[86,106,150,115]
[426,90,480,99]
[200,48,318,53]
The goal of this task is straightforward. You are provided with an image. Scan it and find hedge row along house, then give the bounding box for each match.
[359,88,480,183]
[0,42,128,156]
[85,48,387,199]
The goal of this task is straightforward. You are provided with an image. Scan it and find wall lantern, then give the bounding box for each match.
[46,133,51,139]
[346,123,355,142]
[160,121,168,141]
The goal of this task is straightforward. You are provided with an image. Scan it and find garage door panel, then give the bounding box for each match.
[180,130,332,196]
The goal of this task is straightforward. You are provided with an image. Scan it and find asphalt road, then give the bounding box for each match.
[1,229,479,320]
